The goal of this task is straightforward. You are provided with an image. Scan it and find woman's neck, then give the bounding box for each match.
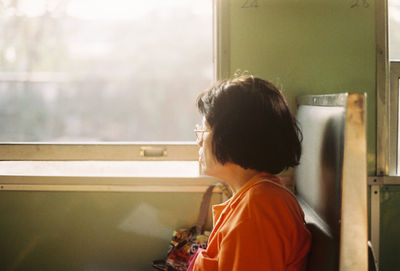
[213,163,261,194]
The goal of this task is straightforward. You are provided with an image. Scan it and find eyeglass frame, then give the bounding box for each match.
[194,124,211,143]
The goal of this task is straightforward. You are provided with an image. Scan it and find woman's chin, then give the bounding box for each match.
[200,165,212,176]
[200,167,209,176]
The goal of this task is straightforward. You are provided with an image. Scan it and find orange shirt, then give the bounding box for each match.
[193,173,311,271]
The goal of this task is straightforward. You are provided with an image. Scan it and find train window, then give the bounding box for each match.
[389,0,400,174]
[389,0,400,60]
[0,0,213,142]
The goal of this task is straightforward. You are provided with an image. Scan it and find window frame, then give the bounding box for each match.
[371,0,400,267]
[377,0,390,176]
[389,61,400,175]
[383,1,400,176]
[0,143,198,161]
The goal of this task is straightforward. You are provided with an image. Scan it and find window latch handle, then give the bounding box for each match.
[140,147,167,157]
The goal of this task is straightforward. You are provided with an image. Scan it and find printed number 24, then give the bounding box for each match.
[242,0,259,8]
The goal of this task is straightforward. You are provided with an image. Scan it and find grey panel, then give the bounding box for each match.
[296,105,345,238]
[297,198,337,271]
[295,102,346,271]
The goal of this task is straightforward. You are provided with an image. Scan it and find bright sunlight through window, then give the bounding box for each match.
[0,0,213,142]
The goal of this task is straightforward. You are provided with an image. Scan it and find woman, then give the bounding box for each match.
[190,75,311,271]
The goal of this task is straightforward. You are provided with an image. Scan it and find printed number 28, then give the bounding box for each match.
[242,0,259,8]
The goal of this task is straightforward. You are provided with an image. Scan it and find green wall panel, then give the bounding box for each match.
[380,185,400,271]
[228,0,376,174]
[0,191,221,271]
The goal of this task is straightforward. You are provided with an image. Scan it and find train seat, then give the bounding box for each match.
[295,93,368,271]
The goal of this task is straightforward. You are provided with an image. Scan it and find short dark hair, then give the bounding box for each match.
[197,76,302,174]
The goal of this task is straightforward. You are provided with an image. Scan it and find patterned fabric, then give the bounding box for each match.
[152,183,232,271]
[165,227,210,271]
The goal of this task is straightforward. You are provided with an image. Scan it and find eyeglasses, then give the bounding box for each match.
[194,124,210,143]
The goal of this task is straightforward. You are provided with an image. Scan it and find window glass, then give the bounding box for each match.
[389,0,400,60]
[389,1,400,174]
[0,0,212,142]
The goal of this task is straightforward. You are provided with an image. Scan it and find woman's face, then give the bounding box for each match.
[198,117,221,176]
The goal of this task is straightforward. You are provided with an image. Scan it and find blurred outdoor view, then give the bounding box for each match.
[0,0,212,142]
[390,0,400,60]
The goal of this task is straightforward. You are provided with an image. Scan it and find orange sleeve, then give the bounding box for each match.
[217,220,286,271]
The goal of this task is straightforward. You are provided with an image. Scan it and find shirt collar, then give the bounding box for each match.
[229,172,281,208]
[212,172,281,222]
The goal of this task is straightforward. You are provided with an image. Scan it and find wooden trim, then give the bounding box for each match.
[376,0,389,176]
[390,61,400,175]
[0,143,198,161]
[370,184,381,267]
[339,94,368,271]
[215,0,231,80]
[0,175,220,192]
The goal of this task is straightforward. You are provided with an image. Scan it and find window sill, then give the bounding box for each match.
[0,161,199,177]
[0,161,219,192]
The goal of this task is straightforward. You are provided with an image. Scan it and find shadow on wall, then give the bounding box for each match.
[0,191,215,271]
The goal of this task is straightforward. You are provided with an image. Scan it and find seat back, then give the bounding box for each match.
[295,93,368,271]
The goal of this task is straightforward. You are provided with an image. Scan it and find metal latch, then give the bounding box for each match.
[140,146,167,157]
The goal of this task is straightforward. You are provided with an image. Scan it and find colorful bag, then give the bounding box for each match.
[152,182,231,271]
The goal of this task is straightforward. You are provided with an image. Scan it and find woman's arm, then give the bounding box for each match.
[217,220,286,271]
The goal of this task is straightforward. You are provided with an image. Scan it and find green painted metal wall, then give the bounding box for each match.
[380,186,400,270]
[228,0,376,175]
[0,191,220,271]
